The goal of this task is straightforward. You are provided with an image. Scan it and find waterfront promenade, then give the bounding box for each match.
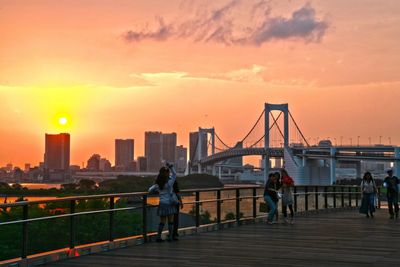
[45,210,400,267]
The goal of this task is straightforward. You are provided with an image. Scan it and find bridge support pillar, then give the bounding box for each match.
[302,150,307,167]
[218,166,222,179]
[394,148,400,177]
[197,164,202,174]
[330,148,336,185]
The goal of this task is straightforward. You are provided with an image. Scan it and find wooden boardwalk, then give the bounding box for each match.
[45,210,400,267]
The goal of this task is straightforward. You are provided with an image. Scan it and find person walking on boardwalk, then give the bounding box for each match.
[359,172,377,218]
[172,180,183,241]
[383,170,399,219]
[264,173,281,224]
[281,169,295,224]
[148,163,178,242]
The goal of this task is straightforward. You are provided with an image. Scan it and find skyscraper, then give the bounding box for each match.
[145,131,162,172]
[176,145,187,173]
[44,133,70,171]
[115,139,134,170]
[162,133,177,164]
[189,131,208,162]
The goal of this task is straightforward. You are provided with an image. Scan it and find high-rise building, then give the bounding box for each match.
[176,145,187,173]
[44,133,70,171]
[24,163,31,173]
[137,156,147,172]
[115,139,134,170]
[145,132,162,172]
[189,131,207,162]
[162,133,177,164]
[87,154,101,171]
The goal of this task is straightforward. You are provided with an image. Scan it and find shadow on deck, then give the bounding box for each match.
[44,210,400,267]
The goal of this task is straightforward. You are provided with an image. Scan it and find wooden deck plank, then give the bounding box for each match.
[44,210,400,267]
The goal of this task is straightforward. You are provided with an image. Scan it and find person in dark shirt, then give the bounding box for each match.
[264,173,281,224]
[172,180,183,240]
[383,170,399,219]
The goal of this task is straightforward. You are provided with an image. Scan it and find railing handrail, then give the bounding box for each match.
[0,184,369,209]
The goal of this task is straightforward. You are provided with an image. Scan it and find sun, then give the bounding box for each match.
[59,117,68,125]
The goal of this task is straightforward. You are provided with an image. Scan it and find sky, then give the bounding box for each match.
[1,0,400,167]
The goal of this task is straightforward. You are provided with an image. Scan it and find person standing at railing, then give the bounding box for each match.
[359,172,377,218]
[264,173,281,225]
[172,180,183,241]
[383,170,399,219]
[281,169,295,224]
[148,163,177,242]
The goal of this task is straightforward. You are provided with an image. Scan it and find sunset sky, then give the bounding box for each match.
[1,0,400,167]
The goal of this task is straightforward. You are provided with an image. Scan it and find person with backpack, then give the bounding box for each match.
[383,169,399,219]
[148,163,177,242]
[359,172,377,218]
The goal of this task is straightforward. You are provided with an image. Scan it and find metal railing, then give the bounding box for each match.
[0,185,370,262]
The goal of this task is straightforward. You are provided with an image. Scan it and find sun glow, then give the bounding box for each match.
[59,117,68,125]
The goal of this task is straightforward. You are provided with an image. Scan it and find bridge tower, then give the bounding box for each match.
[197,127,215,173]
[263,103,289,181]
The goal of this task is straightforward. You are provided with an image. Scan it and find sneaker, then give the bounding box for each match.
[366,214,370,218]
[390,215,394,219]
[172,236,179,241]
[156,238,165,243]
[290,219,294,225]
[284,218,289,224]
[370,213,374,218]
[267,221,273,225]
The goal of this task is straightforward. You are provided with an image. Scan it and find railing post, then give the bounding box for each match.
[333,187,336,208]
[355,187,359,207]
[341,187,345,207]
[304,186,308,211]
[109,197,115,242]
[69,200,76,249]
[324,187,328,209]
[22,204,28,259]
[252,188,257,219]
[142,195,148,242]
[294,186,298,212]
[217,190,221,225]
[348,187,352,207]
[236,189,240,224]
[195,191,200,227]
[315,186,319,211]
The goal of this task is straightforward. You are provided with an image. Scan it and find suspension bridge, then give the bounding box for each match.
[189,103,400,185]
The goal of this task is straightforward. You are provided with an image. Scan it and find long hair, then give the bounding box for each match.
[155,167,170,190]
[363,172,373,182]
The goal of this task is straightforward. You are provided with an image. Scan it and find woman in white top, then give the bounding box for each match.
[149,163,177,242]
[359,172,377,218]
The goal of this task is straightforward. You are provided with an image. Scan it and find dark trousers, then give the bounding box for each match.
[283,204,294,218]
[387,193,399,216]
[173,204,180,236]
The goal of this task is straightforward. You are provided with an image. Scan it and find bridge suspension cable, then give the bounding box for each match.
[248,112,284,148]
[289,111,310,147]
[239,109,265,144]
[214,131,233,149]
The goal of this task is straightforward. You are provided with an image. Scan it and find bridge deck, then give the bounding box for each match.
[45,210,400,267]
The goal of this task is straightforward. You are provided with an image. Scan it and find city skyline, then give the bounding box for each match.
[1,0,400,167]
